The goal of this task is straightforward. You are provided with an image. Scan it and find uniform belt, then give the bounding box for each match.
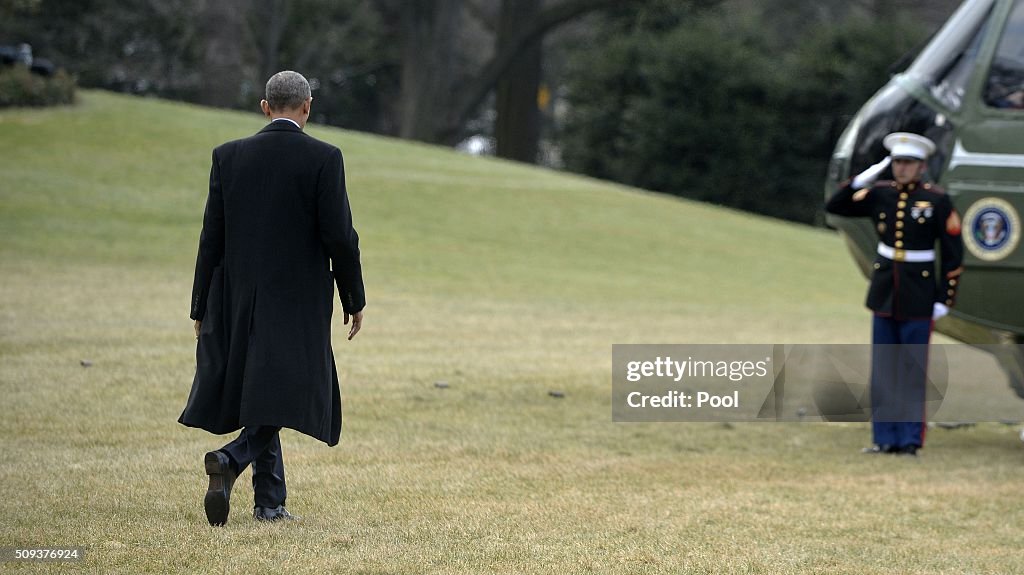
[877,242,935,263]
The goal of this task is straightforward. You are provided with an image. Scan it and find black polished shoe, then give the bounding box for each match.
[204,451,236,526]
[254,505,299,522]
[896,445,919,457]
[861,444,896,454]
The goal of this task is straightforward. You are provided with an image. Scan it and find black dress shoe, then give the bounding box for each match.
[861,444,896,454]
[204,451,236,526]
[254,505,299,522]
[896,445,919,457]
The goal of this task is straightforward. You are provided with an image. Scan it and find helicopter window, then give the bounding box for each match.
[906,0,995,111]
[984,0,1024,109]
[929,8,993,111]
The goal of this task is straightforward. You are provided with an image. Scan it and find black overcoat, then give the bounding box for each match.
[178,121,365,446]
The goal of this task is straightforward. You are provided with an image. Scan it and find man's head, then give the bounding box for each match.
[883,132,936,186]
[260,71,312,127]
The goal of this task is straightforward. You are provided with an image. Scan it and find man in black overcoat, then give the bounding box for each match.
[178,71,365,525]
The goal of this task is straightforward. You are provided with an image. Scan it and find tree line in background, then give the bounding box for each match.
[1,0,958,224]
[560,0,938,223]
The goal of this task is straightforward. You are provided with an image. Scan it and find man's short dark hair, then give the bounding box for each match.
[265,71,311,111]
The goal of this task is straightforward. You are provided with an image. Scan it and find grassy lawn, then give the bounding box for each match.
[1,91,1023,574]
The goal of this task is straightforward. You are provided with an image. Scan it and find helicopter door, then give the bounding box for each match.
[982,0,1024,111]
[944,0,1024,330]
[949,0,1024,173]
[954,0,1024,162]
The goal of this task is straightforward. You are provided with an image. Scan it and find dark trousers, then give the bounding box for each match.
[871,315,932,449]
[219,426,287,508]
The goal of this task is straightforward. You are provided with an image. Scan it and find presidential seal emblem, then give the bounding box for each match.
[962,197,1020,261]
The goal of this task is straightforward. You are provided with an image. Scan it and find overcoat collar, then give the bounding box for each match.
[258,120,305,135]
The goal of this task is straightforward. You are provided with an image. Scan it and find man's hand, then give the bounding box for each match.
[194,320,201,339]
[852,156,892,190]
[344,310,364,340]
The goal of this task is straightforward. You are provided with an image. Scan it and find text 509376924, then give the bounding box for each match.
[1,547,84,562]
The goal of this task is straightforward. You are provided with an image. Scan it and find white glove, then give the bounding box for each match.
[852,156,892,189]
[932,302,949,321]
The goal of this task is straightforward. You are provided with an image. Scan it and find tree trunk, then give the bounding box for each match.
[398,0,461,142]
[439,0,632,143]
[261,0,290,82]
[198,0,251,108]
[396,0,638,145]
[495,0,543,163]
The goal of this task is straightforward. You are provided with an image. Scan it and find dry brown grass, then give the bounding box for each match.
[2,92,1023,574]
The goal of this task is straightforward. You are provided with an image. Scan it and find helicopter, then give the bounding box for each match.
[825,0,1024,397]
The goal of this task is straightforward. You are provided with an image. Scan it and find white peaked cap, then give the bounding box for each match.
[883,132,936,160]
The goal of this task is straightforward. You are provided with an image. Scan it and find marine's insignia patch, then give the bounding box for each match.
[963,197,1021,261]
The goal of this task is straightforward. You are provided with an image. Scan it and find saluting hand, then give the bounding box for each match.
[345,310,364,340]
[852,156,892,189]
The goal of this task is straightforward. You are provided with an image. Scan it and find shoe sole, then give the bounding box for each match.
[204,452,229,526]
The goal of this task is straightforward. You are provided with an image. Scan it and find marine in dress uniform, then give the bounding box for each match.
[826,132,964,456]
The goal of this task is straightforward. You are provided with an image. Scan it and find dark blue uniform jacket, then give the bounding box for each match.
[827,179,964,321]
